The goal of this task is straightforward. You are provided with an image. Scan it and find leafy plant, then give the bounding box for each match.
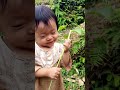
[51,0,85,27]
[60,25,85,90]
[86,1,120,89]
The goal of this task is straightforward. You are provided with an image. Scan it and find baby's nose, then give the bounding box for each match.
[46,35,53,41]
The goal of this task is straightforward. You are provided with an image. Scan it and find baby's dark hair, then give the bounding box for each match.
[35,5,58,29]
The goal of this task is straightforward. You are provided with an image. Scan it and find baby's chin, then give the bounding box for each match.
[41,45,54,50]
[46,44,54,48]
[46,41,55,48]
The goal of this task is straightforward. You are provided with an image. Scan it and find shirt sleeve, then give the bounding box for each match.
[35,42,43,67]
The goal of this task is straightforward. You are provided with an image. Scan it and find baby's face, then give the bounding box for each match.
[35,19,58,48]
[0,1,35,50]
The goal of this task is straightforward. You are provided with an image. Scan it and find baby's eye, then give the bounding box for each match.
[40,35,45,38]
[51,31,56,34]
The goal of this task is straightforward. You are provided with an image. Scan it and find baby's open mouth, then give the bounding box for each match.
[47,41,55,45]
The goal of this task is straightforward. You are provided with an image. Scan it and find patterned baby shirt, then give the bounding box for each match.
[35,42,64,68]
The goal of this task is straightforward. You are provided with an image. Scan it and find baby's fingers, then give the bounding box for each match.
[65,39,71,43]
[57,68,61,71]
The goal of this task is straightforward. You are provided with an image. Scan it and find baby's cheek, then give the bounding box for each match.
[54,34,58,40]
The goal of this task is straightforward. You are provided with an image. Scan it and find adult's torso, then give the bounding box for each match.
[0,37,34,90]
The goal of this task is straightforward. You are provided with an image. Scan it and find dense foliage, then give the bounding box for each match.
[86,0,120,89]
[52,0,85,27]
[36,0,85,27]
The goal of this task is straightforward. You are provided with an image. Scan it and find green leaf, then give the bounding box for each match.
[80,57,85,63]
[72,42,80,54]
[71,27,85,35]
[104,86,109,90]
[114,75,120,87]
[94,87,103,90]
[58,25,67,31]
[106,74,112,81]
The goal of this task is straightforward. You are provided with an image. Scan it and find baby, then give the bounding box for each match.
[35,5,72,90]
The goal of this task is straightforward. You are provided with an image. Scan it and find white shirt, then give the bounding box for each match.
[35,42,64,68]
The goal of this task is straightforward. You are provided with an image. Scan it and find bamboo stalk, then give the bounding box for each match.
[67,30,71,39]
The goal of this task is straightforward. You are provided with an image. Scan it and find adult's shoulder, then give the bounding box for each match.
[0,37,5,51]
[0,37,3,46]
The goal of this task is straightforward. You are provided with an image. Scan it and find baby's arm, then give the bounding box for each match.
[61,39,72,71]
[35,66,61,80]
[62,51,72,71]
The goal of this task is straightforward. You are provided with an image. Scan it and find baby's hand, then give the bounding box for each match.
[48,67,61,80]
[63,39,71,52]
